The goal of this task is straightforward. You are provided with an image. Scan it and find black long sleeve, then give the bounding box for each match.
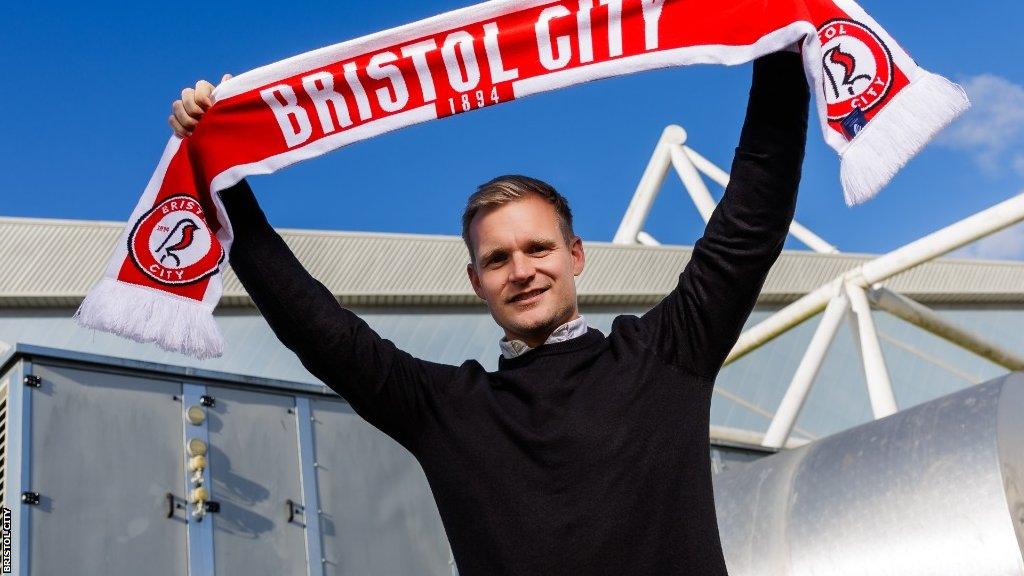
[639,51,809,379]
[215,52,809,575]
[219,181,456,451]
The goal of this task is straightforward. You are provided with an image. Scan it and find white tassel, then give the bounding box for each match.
[74,277,224,359]
[840,71,971,206]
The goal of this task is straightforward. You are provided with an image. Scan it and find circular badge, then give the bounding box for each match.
[817,19,894,121]
[128,194,224,286]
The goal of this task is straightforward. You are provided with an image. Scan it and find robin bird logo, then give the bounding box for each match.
[823,45,872,100]
[128,194,223,285]
[155,218,200,267]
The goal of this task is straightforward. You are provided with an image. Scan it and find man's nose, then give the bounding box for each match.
[508,252,535,283]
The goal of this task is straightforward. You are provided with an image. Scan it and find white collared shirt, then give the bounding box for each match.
[499,315,589,359]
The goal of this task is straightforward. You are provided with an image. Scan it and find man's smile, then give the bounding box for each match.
[508,286,550,304]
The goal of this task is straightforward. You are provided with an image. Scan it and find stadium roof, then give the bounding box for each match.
[2,215,1023,308]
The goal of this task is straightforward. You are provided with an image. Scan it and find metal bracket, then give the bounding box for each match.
[166,493,185,518]
[23,375,41,388]
[286,499,304,523]
[21,492,40,505]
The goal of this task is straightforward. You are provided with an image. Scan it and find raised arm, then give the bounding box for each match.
[219,180,454,450]
[639,51,809,379]
[170,77,453,450]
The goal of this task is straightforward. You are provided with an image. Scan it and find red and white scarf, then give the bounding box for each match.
[75,0,969,359]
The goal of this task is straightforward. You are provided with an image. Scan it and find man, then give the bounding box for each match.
[170,50,808,575]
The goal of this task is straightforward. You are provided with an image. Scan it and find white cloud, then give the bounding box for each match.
[937,74,1024,177]
[950,221,1024,261]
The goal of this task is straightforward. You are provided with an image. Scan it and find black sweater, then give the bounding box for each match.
[220,52,808,576]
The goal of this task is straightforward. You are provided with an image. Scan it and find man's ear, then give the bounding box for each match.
[570,236,585,277]
[467,262,485,300]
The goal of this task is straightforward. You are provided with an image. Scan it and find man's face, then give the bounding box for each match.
[467,194,585,348]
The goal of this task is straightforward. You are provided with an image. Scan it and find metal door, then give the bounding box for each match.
[311,398,451,575]
[205,385,307,575]
[28,362,186,575]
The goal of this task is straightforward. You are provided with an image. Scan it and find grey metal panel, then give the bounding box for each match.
[27,362,186,576]
[206,385,307,576]
[3,215,1024,307]
[713,374,1024,576]
[310,398,450,575]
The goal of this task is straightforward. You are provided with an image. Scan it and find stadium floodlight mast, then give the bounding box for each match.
[615,124,1024,450]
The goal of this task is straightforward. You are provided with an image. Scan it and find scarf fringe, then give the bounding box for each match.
[840,71,970,206]
[74,278,224,359]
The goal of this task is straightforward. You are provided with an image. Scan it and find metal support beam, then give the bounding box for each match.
[679,145,730,187]
[726,190,1024,366]
[846,283,898,419]
[681,145,839,254]
[613,126,686,244]
[762,289,849,449]
[868,286,1024,372]
[615,126,836,253]
[670,145,717,224]
[635,231,661,246]
[876,331,982,384]
[711,425,810,450]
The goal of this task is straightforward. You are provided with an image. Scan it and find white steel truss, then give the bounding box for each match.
[615,125,1024,450]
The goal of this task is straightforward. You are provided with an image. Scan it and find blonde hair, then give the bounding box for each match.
[461,175,575,262]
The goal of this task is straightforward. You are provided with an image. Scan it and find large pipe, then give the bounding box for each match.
[714,372,1024,576]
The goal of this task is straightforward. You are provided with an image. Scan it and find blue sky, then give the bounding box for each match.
[3,1,1023,259]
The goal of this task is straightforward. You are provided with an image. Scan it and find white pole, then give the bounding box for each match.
[636,231,661,246]
[681,145,839,254]
[859,191,1024,284]
[868,286,1024,371]
[727,190,1024,365]
[681,145,730,187]
[712,425,811,450]
[846,283,899,418]
[762,288,850,448]
[789,221,841,255]
[613,126,687,244]
[727,282,836,364]
[670,145,717,223]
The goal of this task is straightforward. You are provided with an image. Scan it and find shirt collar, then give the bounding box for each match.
[499,315,589,359]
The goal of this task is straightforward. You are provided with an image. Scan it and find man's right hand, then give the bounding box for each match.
[169,73,232,137]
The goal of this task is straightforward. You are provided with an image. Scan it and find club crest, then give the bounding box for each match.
[817,19,894,122]
[128,194,224,285]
